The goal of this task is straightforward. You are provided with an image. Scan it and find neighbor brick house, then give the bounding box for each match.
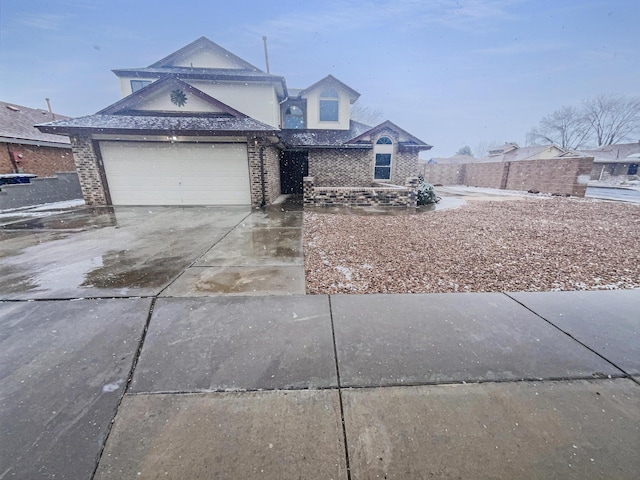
[1,101,74,177]
[37,37,432,207]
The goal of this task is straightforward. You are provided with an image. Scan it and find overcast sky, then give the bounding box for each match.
[1,0,638,157]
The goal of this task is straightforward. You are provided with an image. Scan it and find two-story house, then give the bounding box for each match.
[37,37,432,207]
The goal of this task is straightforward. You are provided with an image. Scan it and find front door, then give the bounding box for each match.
[280,151,308,194]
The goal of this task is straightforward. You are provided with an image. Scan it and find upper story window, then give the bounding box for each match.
[319,87,339,122]
[284,105,305,129]
[131,80,152,93]
[376,136,393,145]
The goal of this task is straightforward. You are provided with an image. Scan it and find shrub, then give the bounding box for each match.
[417,174,441,205]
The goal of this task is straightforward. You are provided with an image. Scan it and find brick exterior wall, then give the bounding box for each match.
[309,147,419,187]
[304,176,419,207]
[247,142,281,207]
[1,142,74,177]
[420,157,594,197]
[70,135,108,205]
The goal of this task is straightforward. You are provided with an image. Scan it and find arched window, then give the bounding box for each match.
[284,105,305,129]
[374,136,393,180]
[319,87,339,122]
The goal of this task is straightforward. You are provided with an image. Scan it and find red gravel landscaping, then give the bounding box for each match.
[303,196,640,294]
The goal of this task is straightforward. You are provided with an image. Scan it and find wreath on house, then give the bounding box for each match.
[170,89,187,107]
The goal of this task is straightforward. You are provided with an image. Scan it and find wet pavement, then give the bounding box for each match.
[1,199,639,479]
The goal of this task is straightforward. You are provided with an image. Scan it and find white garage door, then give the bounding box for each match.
[99,141,251,205]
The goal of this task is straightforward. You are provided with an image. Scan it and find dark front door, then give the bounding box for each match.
[280,151,308,194]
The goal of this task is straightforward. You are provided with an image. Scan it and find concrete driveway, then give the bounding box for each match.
[0,204,304,299]
[1,202,639,479]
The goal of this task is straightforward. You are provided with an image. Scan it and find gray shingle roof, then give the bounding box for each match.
[36,114,278,135]
[0,101,70,145]
[277,121,372,148]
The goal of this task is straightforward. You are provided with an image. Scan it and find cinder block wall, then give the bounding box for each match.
[1,142,75,177]
[0,172,82,210]
[309,148,419,187]
[419,163,464,185]
[419,157,594,196]
[506,157,593,196]
[465,162,505,189]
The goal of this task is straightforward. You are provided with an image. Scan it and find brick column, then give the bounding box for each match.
[70,135,108,205]
[303,176,315,205]
[405,176,419,208]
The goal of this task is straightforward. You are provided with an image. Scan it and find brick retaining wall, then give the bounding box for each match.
[303,176,419,207]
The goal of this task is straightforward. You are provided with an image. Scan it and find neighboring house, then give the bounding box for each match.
[0,101,74,177]
[37,37,432,207]
[424,144,570,167]
[578,143,640,179]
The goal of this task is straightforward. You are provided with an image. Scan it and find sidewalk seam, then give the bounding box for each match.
[503,292,630,377]
[91,297,157,480]
[329,295,352,480]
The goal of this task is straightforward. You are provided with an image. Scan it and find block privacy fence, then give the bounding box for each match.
[419,157,594,197]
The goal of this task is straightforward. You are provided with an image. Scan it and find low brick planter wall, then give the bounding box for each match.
[303,177,419,207]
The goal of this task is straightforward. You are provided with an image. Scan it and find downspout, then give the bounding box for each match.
[259,140,266,208]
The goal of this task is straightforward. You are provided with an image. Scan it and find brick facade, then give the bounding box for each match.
[309,146,419,187]
[420,157,594,197]
[1,142,74,177]
[70,135,108,205]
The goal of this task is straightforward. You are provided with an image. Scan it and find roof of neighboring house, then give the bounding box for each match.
[425,154,475,165]
[0,101,71,146]
[36,114,278,136]
[578,143,640,163]
[488,143,518,155]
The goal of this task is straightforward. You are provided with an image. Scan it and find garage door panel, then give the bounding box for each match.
[99,142,250,205]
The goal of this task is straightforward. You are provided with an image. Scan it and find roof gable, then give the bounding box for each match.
[98,77,246,116]
[298,75,360,103]
[347,120,431,148]
[149,37,262,71]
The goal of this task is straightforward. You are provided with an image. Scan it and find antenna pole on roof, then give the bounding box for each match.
[45,98,55,120]
[262,36,270,73]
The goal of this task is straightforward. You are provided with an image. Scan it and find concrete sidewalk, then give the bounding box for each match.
[1,290,638,479]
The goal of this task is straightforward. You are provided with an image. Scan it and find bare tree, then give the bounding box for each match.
[583,94,640,146]
[456,145,473,156]
[350,102,384,126]
[526,105,590,149]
